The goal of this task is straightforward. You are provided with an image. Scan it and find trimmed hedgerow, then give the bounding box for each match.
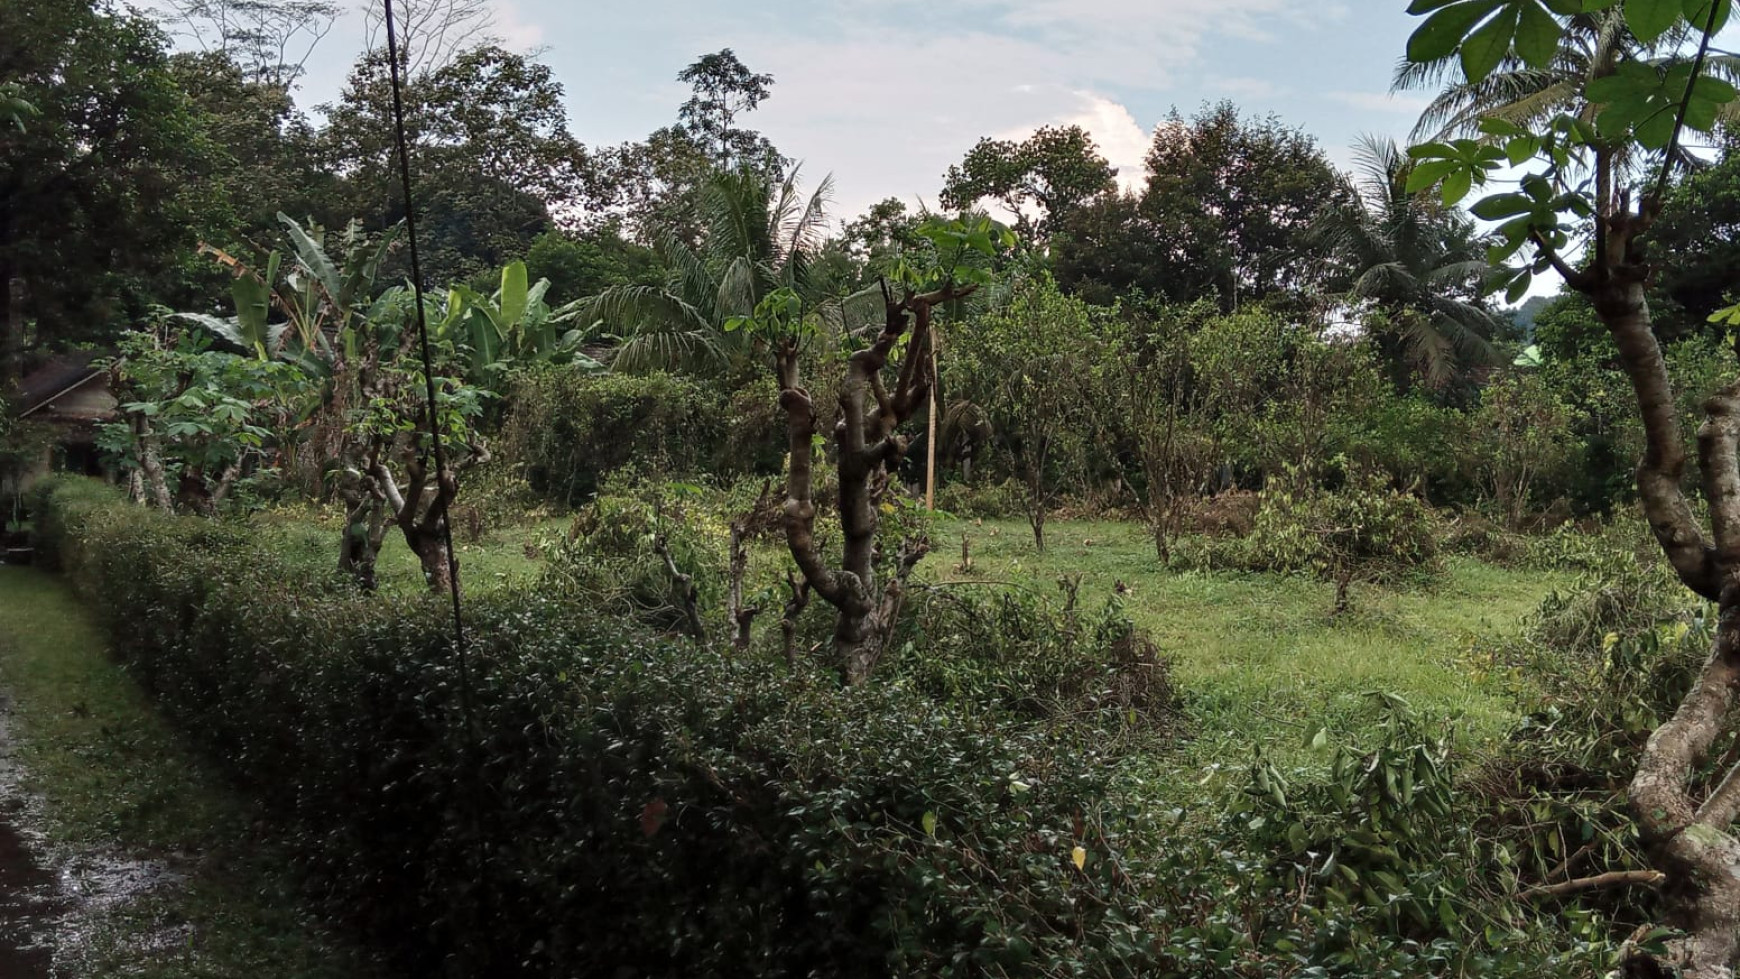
[31,477,1629,978]
[28,477,1163,977]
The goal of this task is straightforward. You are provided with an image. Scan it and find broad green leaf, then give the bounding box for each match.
[1408,0,1503,63]
[276,213,341,306]
[1441,167,1475,205]
[1405,159,1462,191]
[1625,0,1682,40]
[1462,4,1520,81]
[1684,0,1734,31]
[1470,193,1535,219]
[1505,135,1541,164]
[1692,74,1740,104]
[1514,0,1562,66]
[498,261,529,334]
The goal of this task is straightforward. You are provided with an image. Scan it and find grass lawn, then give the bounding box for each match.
[925,518,1566,765]
[249,506,1565,765]
[0,567,380,979]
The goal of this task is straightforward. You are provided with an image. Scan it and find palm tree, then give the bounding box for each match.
[577,165,833,374]
[1311,136,1503,391]
[1395,8,1740,166]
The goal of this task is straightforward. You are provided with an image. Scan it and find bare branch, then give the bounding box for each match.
[1516,870,1666,901]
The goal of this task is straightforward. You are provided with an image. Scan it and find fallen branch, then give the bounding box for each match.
[1517,870,1666,901]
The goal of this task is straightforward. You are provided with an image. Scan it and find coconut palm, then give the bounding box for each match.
[1311,136,1503,391]
[577,165,833,374]
[1395,8,1740,162]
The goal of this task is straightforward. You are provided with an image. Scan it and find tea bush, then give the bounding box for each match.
[31,476,1636,978]
[1177,462,1442,589]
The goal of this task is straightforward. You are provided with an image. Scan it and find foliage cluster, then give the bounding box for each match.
[32,474,1627,978]
[503,368,729,505]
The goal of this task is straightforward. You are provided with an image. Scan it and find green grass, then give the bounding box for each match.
[0,567,380,978]
[926,518,1565,764]
[249,505,563,596]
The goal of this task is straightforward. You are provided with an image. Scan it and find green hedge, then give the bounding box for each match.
[30,477,1607,977]
[27,476,1170,977]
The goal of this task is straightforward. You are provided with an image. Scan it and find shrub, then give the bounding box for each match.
[1178,462,1442,595]
[933,477,1026,519]
[502,367,721,505]
[31,475,1628,978]
[892,582,1175,730]
[27,477,1160,977]
[540,477,730,634]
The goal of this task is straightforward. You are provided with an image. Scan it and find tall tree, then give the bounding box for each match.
[1644,129,1740,337]
[1141,102,1346,307]
[360,0,498,77]
[1310,136,1502,392]
[940,124,1118,242]
[1052,102,1345,309]
[0,0,219,384]
[609,50,784,243]
[155,0,340,89]
[676,49,778,170]
[319,45,605,284]
[1402,2,1740,973]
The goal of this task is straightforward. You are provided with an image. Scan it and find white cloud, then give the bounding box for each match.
[1060,94,1151,194]
[491,0,546,50]
[740,0,1348,221]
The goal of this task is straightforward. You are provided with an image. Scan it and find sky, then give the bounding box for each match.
[203,0,1440,224]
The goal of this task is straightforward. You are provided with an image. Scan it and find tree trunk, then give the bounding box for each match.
[133,416,174,512]
[1,273,21,394]
[1583,243,1740,976]
[834,602,884,687]
[338,488,387,592]
[412,530,456,598]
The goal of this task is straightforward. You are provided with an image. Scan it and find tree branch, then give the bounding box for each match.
[1517,870,1666,901]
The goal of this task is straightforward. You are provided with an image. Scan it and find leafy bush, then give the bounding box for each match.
[31,474,1629,977]
[1179,462,1442,591]
[540,477,730,634]
[892,582,1175,730]
[933,477,1027,519]
[502,367,721,505]
[25,476,1147,976]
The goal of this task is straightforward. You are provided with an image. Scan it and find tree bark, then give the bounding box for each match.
[132,415,175,512]
[1570,194,1740,977]
[774,280,965,684]
[1,273,21,394]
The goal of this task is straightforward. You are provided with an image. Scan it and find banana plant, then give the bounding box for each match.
[440,261,602,388]
[181,214,401,366]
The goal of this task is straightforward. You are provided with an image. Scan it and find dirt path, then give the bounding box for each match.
[0,704,65,978]
[0,815,60,977]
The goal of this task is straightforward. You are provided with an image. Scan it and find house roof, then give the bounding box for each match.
[16,353,108,419]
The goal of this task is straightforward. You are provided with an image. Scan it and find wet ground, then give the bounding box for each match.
[0,697,183,976]
[0,809,62,977]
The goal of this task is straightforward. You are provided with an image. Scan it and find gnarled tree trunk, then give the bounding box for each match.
[774,281,961,684]
[1558,193,1740,979]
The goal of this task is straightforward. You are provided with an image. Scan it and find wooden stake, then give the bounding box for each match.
[926,326,939,510]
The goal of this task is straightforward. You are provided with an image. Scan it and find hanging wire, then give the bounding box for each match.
[381,0,472,689]
[380,0,490,916]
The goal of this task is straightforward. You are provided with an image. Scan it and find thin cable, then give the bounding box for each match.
[382,0,471,691]
[381,0,488,908]
[1653,1,1723,203]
